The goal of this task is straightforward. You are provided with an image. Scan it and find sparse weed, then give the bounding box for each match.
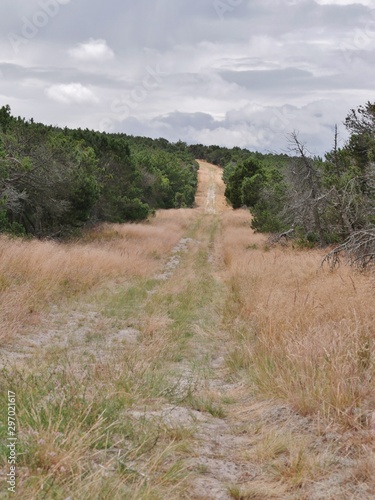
[2,164,375,499]
[221,209,375,429]
[185,392,227,418]
[0,210,195,344]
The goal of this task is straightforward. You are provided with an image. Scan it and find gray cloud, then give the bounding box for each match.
[114,99,348,156]
[219,68,313,91]
[1,0,374,155]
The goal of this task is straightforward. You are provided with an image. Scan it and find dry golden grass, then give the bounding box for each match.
[0,209,195,343]
[2,161,375,499]
[221,209,375,428]
[5,350,190,499]
[1,261,196,499]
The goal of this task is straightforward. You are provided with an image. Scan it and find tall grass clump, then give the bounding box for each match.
[0,209,196,344]
[0,317,191,499]
[221,209,375,428]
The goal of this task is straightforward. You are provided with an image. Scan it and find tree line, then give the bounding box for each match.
[2,101,373,267]
[0,106,198,237]
[222,102,375,268]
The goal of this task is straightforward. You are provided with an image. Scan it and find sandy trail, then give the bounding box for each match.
[195,160,229,214]
[1,161,370,499]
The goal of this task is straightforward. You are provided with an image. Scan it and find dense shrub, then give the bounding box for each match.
[0,106,198,236]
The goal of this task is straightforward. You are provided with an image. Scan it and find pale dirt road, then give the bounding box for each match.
[195,160,229,214]
[134,161,364,500]
[111,161,333,500]
[1,161,366,499]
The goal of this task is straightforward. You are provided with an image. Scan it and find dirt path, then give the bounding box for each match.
[2,161,372,499]
[195,160,229,214]
[115,161,372,500]
[142,162,249,499]
[136,162,313,499]
[0,163,257,498]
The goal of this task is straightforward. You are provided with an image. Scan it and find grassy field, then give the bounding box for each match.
[0,210,195,343]
[1,161,375,499]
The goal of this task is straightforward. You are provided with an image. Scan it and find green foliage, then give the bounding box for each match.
[0,123,101,236]
[0,208,26,236]
[133,149,198,210]
[114,197,151,222]
[5,99,373,248]
[0,104,12,133]
[223,155,289,233]
[224,159,263,209]
[218,102,375,247]
[0,106,198,237]
[188,144,260,168]
[250,169,289,233]
[220,102,375,247]
[344,101,375,168]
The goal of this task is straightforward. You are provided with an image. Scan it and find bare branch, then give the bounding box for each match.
[268,228,294,246]
[322,228,375,270]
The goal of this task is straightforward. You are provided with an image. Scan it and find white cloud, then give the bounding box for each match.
[110,97,350,156]
[1,1,373,154]
[315,0,373,5]
[68,39,115,61]
[46,83,98,104]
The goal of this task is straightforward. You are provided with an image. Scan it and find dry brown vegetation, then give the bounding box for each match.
[218,208,375,498]
[1,161,375,499]
[220,208,375,428]
[0,209,195,343]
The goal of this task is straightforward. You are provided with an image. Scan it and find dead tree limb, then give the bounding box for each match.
[322,228,375,270]
[268,228,294,246]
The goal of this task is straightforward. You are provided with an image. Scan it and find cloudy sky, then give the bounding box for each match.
[1,0,375,155]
